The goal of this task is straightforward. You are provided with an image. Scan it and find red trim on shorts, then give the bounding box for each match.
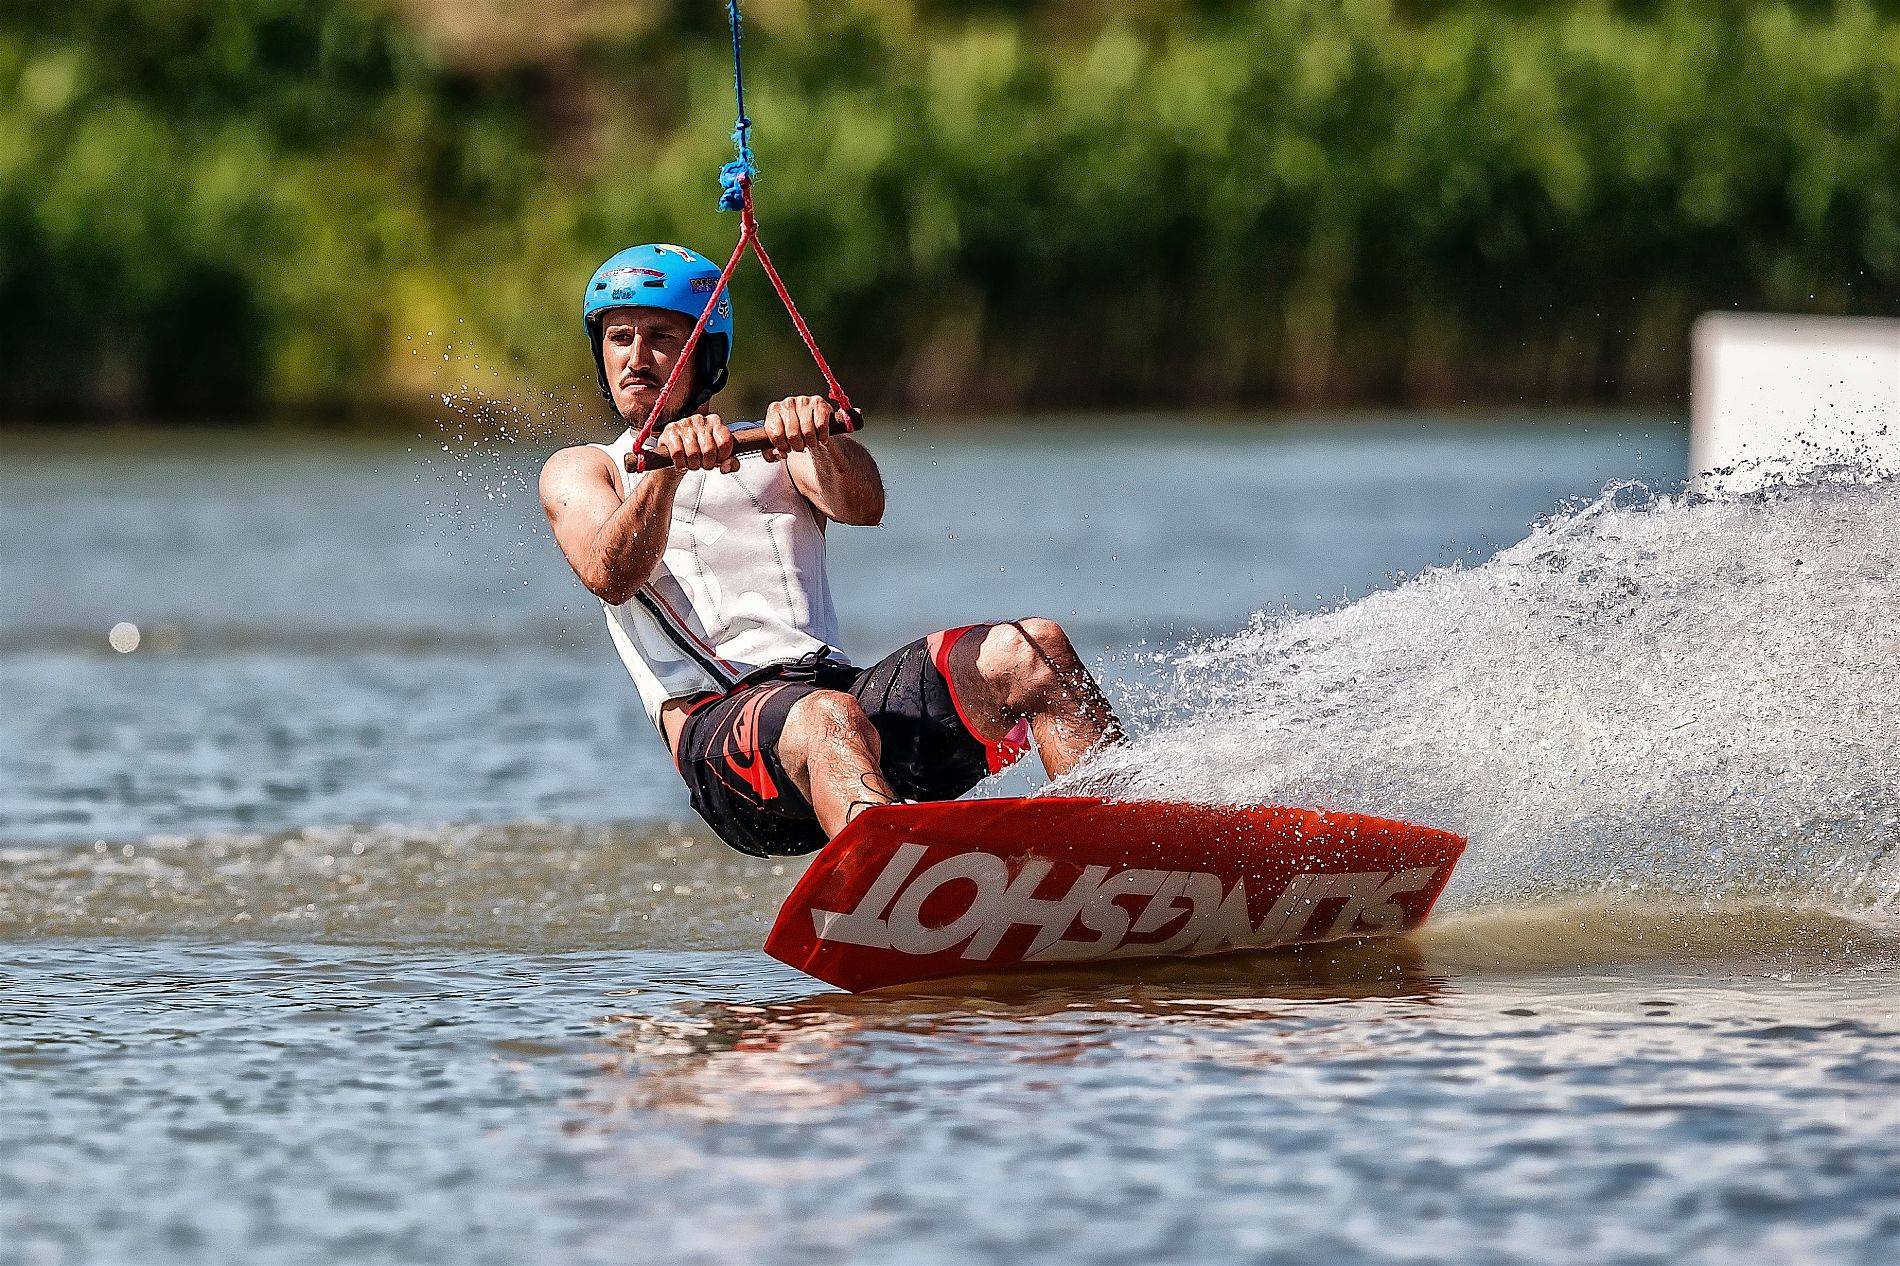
[926,625,1031,776]
[668,691,724,769]
[666,683,788,802]
[681,693,722,717]
[722,683,786,801]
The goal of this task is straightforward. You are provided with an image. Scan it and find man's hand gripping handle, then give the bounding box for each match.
[628,408,865,473]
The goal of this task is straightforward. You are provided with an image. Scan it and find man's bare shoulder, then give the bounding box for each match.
[540,442,618,502]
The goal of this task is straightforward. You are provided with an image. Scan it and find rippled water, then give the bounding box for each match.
[4,416,1897,1264]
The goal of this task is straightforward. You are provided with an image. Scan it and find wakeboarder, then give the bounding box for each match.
[539,244,1124,857]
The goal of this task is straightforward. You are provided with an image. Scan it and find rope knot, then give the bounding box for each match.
[718,1,754,212]
[718,123,755,212]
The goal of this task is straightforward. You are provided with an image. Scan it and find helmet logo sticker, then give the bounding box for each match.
[690,276,718,293]
[653,244,697,261]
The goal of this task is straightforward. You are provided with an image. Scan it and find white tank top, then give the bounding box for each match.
[589,428,844,731]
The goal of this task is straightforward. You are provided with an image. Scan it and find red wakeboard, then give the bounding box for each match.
[764,796,1465,993]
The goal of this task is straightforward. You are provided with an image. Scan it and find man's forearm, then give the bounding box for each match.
[585,469,683,604]
[799,438,884,526]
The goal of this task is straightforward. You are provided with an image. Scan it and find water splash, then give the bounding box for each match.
[0,823,799,951]
[1058,469,1900,926]
[417,335,595,619]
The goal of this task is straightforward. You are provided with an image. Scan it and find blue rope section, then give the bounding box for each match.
[717,0,755,211]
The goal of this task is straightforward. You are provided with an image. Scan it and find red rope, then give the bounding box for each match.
[629,178,853,471]
[746,201,852,411]
[627,219,751,461]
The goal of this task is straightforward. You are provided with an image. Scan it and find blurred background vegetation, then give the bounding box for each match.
[2,0,1897,423]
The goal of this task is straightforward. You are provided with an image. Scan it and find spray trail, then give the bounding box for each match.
[1059,472,1900,924]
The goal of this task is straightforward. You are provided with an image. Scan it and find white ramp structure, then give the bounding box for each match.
[1690,313,1900,484]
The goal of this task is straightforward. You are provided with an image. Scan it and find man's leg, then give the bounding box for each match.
[944,618,1123,777]
[776,689,897,839]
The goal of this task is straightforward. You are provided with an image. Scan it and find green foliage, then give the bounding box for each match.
[3,0,1898,418]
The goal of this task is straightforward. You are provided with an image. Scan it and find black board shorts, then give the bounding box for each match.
[673,626,1030,858]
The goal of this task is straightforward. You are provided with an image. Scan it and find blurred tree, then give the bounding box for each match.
[1,0,1896,420]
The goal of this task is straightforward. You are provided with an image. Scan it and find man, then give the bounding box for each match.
[540,243,1122,858]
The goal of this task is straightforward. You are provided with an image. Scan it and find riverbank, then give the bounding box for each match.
[0,402,1687,446]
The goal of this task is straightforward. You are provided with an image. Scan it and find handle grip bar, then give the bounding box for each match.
[627,408,864,472]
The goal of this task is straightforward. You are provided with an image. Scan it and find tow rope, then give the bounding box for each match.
[628,0,855,472]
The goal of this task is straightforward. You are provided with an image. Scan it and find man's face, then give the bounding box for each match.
[600,307,699,422]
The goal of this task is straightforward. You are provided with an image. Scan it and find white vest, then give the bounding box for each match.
[589,428,844,731]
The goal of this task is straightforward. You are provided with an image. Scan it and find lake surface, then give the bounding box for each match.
[2,414,1896,1265]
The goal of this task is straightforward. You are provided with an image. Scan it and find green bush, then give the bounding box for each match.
[3,0,1897,419]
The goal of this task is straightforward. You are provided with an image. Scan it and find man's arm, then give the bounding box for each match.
[539,445,684,605]
[763,395,885,526]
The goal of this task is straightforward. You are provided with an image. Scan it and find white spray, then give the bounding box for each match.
[1057,471,1900,926]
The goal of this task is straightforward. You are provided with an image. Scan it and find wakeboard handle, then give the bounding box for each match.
[627,407,864,472]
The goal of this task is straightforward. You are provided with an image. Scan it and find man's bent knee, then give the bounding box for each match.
[1011,617,1079,664]
[973,617,1085,712]
[783,689,880,772]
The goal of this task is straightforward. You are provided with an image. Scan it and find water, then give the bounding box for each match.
[1060,473,1900,922]
[2,415,1896,1265]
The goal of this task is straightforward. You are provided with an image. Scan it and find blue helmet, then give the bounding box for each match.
[583,243,733,410]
